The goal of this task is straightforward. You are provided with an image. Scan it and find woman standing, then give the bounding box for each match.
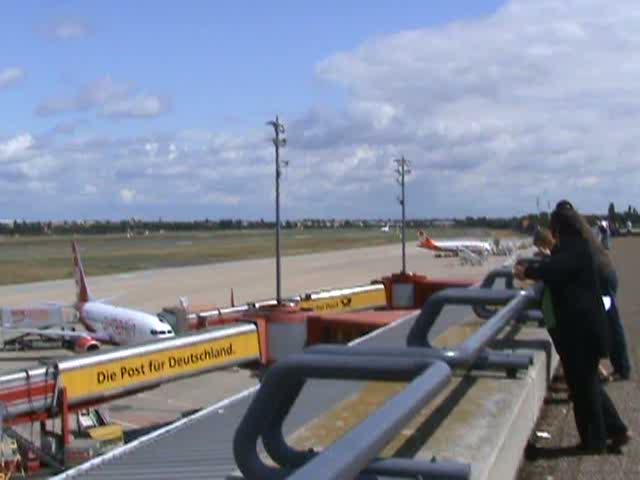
[558,201,632,380]
[514,207,630,452]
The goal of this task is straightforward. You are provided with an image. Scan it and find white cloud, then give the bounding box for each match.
[119,188,137,204]
[37,77,169,119]
[0,67,25,89]
[199,191,241,206]
[45,19,91,40]
[7,0,640,219]
[15,154,57,179]
[168,143,178,161]
[308,0,640,215]
[0,134,35,162]
[101,94,170,118]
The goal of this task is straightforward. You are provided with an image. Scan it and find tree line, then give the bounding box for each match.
[2,205,636,237]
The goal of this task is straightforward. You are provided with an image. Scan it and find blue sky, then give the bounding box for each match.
[2,1,504,135]
[2,1,639,220]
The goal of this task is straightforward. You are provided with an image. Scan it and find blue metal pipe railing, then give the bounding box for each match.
[473,266,543,325]
[286,361,454,480]
[306,344,533,372]
[407,287,523,348]
[479,267,515,289]
[232,269,545,480]
[453,286,541,363]
[260,345,531,472]
[234,354,456,480]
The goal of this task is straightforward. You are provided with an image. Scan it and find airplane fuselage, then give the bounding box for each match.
[417,235,494,256]
[78,302,174,345]
[431,240,493,255]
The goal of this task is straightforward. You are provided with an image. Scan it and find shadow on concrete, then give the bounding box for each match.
[390,375,478,458]
[123,409,201,442]
[491,323,555,383]
[525,443,625,460]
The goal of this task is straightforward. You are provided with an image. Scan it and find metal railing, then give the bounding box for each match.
[232,268,544,479]
[473,266,544,325]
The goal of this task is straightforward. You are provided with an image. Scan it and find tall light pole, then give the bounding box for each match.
[394,156,411,274]
[267,116,287,304]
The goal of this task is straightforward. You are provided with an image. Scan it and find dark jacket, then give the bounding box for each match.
[524,236,609,357]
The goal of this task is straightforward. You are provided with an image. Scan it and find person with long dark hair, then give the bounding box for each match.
[555,201,632,380]
[514,206,631,452]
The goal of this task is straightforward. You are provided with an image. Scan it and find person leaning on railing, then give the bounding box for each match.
[514,206,631,453]
[556,201,632,381]
[533,221,631,383]
[531,227,562,352]
[532,227,564,352]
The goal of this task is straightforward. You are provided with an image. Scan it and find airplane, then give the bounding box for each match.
[3,242,175,352]
[416,230,495,256]
[380,223,391,233]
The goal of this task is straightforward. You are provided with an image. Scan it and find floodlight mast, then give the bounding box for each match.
[267,116,287,304]
[394,156,411,274]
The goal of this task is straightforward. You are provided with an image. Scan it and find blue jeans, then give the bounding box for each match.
[605,271,631,378]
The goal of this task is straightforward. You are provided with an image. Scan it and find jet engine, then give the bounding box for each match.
[72,336,101,353]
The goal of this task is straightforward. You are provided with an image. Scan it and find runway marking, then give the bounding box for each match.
[166,398,194,408]
[110,418,139,428]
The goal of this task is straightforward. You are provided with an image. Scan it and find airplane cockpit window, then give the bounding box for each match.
[151,329,172,336]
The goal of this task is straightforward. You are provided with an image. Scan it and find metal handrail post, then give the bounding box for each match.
[287,362,451,480]
[234,354,452,480]
[406,287,522,348]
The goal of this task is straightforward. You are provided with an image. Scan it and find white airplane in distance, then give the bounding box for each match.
[10,242,175,352]
[380,223,391,233]
[417,230,495,256]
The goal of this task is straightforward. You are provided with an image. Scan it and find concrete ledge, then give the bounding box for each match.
[288,324,558,480]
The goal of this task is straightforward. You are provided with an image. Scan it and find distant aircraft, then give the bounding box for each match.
[417,230,494,256]
[4,242,175,352]
[380,223,391,233]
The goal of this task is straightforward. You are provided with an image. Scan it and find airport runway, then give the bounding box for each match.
[0,243,512,430]
[0,243,508,311]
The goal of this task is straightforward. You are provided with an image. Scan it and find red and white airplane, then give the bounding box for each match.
[5,242,175,352]
[417,230,495,256]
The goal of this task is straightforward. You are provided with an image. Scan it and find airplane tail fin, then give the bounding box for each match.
[71,241,92,303]
[416,230,437,249]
